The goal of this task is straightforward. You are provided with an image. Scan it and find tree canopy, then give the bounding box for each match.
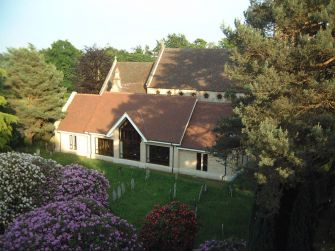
[0,69,17,150]
[216,0,335,250]
[75,46,113,93]
[4,46,65,143]
[154,33,216,51]
[42,40,81,91]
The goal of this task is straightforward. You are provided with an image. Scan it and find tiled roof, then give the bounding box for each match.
[110,62,153,93]
[148,48,233,92]
[58,92,196,144]
[181,101,233,150]
[58,93,233,150]
[57,94,100,133]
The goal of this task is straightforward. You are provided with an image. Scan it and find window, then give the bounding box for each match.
[196,153,201,170]
[167,90,172,95]
[204,93,209,99]
[217,94,223,100]
[203,154,208,172]
[119,120,141,161]
[191,92,197,97]
[147,145,170,166]
[196,153,208,172]
[95,138,114,156]
[69,135,77,150]
[179,91,184,96]
[156,90,160,94]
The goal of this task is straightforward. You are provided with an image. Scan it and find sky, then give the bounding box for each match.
[0,0,250,52]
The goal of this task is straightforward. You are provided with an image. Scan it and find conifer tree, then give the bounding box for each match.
[217,0,335,250]
[0,69,17,150]
[5,46,65,144]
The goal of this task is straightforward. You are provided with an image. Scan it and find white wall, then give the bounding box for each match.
[55,131,238,181]
[56,131,90,157]
[177,148,236,181]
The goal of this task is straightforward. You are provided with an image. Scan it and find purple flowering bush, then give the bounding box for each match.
[54,164,110,206]
[0,152,62,230]
[194,239,247,251]
[0,197,142,250]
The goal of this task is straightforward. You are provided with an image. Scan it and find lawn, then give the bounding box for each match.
[42,152,254,246]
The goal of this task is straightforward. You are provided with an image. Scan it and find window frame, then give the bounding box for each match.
[95,137,114,157]
[69,135,77,150]
[147,145,170,166]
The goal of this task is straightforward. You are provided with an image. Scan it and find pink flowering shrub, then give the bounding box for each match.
[140,201,198,251]
[194,239,247,251]
[54,164,110,206]
[0,198,142,250]
[0,152,62,231]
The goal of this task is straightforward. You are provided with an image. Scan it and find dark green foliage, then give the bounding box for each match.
[154,33,214,51]
[75,46,113,93]
[216,0,335,250]
[105,45,154,62]
[247,202,276,251]
[0,96,17,151]
[287,183,316,251]
[42,40,81,91]
[4,45,65,143]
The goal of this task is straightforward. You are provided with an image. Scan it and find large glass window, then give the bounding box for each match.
[95,138,114,156]
[119,120,141,161]
[147,145,170,166]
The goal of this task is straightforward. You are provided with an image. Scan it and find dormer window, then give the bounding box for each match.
[204,93,209,99]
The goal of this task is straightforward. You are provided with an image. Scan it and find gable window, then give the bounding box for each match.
[95,138,114,156]
[69,135,77,150]
[119,120,141,161]
[147,145,170,166]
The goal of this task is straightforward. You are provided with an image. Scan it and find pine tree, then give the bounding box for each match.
[217,0,335,250]
[0,69,17,150]
[5,45,66,143]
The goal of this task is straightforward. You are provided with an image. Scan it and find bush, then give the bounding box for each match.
[0,152,62,230]
[54,164,110,206]
[194,239,247,251]
[0,198,142,250]
[140,200,197,251]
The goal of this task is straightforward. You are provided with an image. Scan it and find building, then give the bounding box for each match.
[55,47,244,180]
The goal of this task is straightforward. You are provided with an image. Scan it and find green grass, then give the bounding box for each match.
[42,151,254,245]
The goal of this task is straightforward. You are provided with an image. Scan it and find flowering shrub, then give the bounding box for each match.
[140,200,197,251]
[0,152,62,230]
[0,198,142,250]
[194,239,247,251]
[54,164,109,206]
